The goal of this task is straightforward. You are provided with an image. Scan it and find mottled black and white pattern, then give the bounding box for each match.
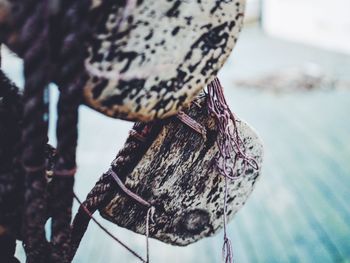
[100,97,263,246]
[84,0,246,121]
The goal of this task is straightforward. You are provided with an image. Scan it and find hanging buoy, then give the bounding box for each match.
[83,0,246,121]
[99,84,263,246]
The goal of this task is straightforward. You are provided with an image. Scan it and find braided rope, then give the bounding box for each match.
[2,1,96,261]
[49,1,91,261]
[13,1,52,262]
[70,121,160,260]
[70,174,113,261]
[0,66,23,263]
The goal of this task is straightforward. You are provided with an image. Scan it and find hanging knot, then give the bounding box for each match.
[207,77,259,263]
[222,235,233,263]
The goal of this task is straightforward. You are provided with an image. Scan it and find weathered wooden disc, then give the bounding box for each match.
[100,97,263,246]
[83,0,246,121]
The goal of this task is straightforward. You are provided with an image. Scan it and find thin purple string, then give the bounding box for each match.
[108,169,154,262]
[73,193,147,262]
[207,78,259,263]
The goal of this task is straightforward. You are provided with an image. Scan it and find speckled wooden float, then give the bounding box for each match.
[99,96,263,246]
[83,0,246,121]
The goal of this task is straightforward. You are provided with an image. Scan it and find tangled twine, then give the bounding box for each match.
[207,78,259,263]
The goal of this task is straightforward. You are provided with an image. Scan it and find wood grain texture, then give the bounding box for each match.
[100,96,263,246]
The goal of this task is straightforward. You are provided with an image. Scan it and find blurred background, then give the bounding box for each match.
[2,0,350,262]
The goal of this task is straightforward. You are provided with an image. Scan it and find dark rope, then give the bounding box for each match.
[0,67,23,263]
[70,172,113,261]
[46,1,91,262]
[70,121,161,261]
[13,1,52,262]
[4,1,91,261]
[2,1,156,261]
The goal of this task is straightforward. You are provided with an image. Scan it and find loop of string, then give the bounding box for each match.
[176,111,207,139]
[109,169,155,262]
[109,169,152,208]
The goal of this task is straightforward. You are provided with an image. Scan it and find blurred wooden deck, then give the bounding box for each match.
[5,25,350,262]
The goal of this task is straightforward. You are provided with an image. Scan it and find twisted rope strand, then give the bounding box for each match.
[17,1,52,261]
[0,65,22,263]
[69,173,113,261]
[70,122,160,261]
[49,1,91,261]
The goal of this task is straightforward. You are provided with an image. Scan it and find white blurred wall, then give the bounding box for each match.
[263,0,350,54]
[245,0,261,23]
